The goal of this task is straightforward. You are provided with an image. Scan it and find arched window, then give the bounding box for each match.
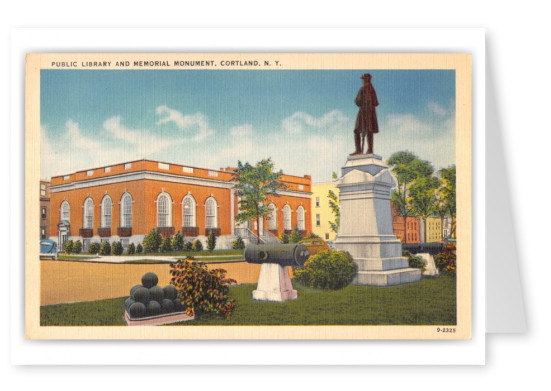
[60,200,70,222]
[267,203,277,230]
[101,195,112,228]
[297,205,305,230]
[182,194,197,227]
[120,192,133,227]
[83,197,94,229]
[156,192,172,227]
[205,197,218,228]
[283,204,292,231]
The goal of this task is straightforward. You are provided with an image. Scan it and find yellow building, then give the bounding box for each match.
[425,217,443,243]
[311,181,339,242]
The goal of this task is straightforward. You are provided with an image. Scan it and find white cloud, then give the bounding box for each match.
[103,115,171,154]
[384,113,433,134]
[428,102,448,116]
[282,110,349,134]
[230,124,253,137]
[155,105,214,141]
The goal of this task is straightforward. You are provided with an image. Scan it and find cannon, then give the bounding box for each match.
[244,244,310,267]
[244,244,310,302]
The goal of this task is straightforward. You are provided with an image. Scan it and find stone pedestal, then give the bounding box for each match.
[252,263,298,302]
[333,154,421,286]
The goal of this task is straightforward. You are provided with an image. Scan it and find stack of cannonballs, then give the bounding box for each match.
[124,272,184,319]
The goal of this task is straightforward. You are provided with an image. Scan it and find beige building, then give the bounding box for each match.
[311,181,339,242]
[425,216,443,243]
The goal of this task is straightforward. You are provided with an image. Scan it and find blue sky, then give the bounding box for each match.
[41,69,455,182]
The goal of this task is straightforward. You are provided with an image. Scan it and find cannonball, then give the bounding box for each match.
[146,300,161,316]
[141,272,158,288]
[161,299,175,314]
[132,286,150,304]
[128,302,146,319]
[130,284,142,296]
[124,297,136,311]
[163,285,178,300]
[149,286,164,302]
[173,299,183,312]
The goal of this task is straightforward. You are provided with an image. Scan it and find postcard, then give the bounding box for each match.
[26,52,471,340]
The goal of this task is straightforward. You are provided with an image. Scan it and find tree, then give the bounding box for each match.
[328,189,340,234]
[172,232,184,252]
[289,227,304,243]
[160,236,173,253]
[387,151,435,242]
[409,175,440,242]
[438,165,456,239]
[233,158,286,244]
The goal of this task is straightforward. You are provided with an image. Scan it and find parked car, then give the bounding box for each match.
[40,239,58,260]
[298,238,330,257]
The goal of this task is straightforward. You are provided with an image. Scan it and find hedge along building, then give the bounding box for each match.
[49,159,312,251]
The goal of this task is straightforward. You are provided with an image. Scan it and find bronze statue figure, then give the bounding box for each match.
[351,73,379,155]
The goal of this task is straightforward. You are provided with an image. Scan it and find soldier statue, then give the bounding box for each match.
[351,73,379,155]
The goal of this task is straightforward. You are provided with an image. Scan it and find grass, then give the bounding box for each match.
[57,254,98,261]
[121,256,243,264]
[40,275,456,326]
[129,249,243,257]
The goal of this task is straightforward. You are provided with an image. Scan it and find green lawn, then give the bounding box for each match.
[40,275,456,326]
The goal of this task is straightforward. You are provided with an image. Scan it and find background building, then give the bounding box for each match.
[40,181,50,239]
[310,181,339,243]
[391,202,420,244]
[49,159,312,251]
[425,216,443,243]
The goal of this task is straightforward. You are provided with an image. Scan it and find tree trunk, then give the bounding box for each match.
[256,216,261,244]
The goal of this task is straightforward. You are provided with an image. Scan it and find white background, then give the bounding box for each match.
[2,1,547,389]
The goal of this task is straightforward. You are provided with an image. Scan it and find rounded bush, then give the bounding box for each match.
[173,299,183,312]
[132,286,150,304]
[146,300,161,316]
[163,285,178,301]
[192,239,203,251]
[141,272,158,288]
[89,242,100,255]
[130,284,142,296]
[161,299,175,314]
[124,297,136,311]
[294,249,357,290]
[128,302,146,319]
[149,286,164,302]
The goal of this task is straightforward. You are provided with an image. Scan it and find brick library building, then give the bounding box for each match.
[49,159,312,251]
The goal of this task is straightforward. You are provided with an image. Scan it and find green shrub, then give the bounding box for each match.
[172,232,184,252]
[294,249,357,290]
[434,243,456,275]
[143,229,162,253]
[207,230,217,252]
[232,235,245,250]
[304,232,321,239]
[160,236,173,253]
[127,243,136,255]
[112,241,123,256]
[403,250,426,272]
[169,257,237,319]
[136,243,143,254]
[89,242,100,255]
[64,239,74,254]
[289,227,303,243]
[73,240,82,254]
[278,232,289,244]
[192,239,203,252]
[183,241,193,251]
[99,241,111,256]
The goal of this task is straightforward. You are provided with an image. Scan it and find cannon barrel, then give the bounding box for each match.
[244,244,310,267]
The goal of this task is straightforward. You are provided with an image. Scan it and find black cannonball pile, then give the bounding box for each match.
[124,272,183,319]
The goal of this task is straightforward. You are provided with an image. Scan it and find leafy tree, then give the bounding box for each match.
[207,230,217,252]
[183,241,193,251]
[409,175,440,242]
[127,243,136,255]
[278,232,289,244]
[304,232,321,239]
[289,227,304,243]
[143,229,162,253]
[192,239,203,251]
[328,189,340,234]
[99,241,111,256]
[233,158,286,244]
[387,151,435,242]
[438,166,456,239]
[112,241,123,255]
[89,242,100,255]
[73,240,82,254]
[136,243,143,254]
[160,236,173,253]
[172,232,184,252]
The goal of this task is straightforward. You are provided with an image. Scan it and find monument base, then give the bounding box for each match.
[353,268,422,287]
[252,263,297,302]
